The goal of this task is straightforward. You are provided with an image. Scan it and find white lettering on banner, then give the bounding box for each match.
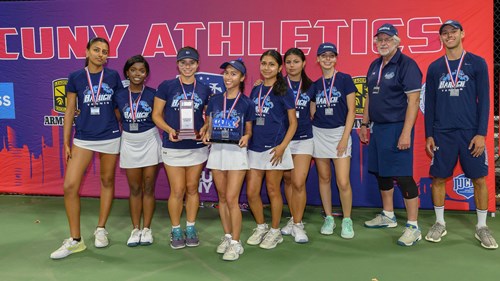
[198,170,213,194]
[0,17,443,60]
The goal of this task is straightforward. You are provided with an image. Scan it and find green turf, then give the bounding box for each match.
[0,195,499,281]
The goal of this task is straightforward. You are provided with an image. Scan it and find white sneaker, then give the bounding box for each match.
[246,225,269,245]
[397,224,422,246]
[50,238,86,260]
[140,228,153,246]
[223,241,244,261]
[127,228,141,247]
[292,223,308,243]
[94,227,109,248]
[217,235,231,254]
[259,229,283,249]
[281,217,294,235]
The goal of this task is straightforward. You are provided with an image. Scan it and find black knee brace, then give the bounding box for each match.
[395,176,418,199]
[376,176,394,191]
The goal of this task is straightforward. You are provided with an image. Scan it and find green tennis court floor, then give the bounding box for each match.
[1,195,499,281]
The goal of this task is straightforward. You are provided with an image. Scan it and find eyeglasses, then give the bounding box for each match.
[375,37,394,44]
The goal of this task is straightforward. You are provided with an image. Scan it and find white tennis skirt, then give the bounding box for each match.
[73,137,120,154]
[162,146,209,167]
[248,146,294,170]
[312,126,352,159]
[289,138,314,155]
[206,143,249,171]
[120,127,162,169]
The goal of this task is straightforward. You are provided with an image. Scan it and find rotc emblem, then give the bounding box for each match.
[453,174,474,200]
[52,78,68,114]
[352,76,367,115]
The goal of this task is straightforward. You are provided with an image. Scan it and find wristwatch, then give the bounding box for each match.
[360,122,369,127]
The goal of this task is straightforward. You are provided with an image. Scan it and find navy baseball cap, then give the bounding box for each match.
[375,23,398,37]
[317,42,338,56]
[439,20,463,34]
[176,48,199,61]
[220,59,246,75]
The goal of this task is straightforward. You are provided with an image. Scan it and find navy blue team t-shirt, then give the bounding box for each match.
[156,78,210,149]
[287,79,314,140]
[311,72,357,129]
[206,92,256,141]
[248,85,295,152]
[114,86,157,133]
[66,68,122,141]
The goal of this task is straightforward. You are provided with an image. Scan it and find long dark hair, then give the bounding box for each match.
[237,60,246,93]
[260,50,287,96]
[284,48,313,92]
[123,55,150,79]
[85,37,109,67]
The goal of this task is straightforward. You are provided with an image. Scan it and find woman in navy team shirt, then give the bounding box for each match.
[115,55,162,247]
[51,37,123,259]
[246,50,297,250]
[312,43,357,239]
[280,48,315,243]
[152,47,210,250]
[203,59,255,261]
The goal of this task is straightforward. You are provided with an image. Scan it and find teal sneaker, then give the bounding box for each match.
[320,216,335,235]
[170,228,185,249]
[341,218,355,239]
[185,225,199,247]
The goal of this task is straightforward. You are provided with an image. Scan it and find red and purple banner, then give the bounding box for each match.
[0,0,495,211]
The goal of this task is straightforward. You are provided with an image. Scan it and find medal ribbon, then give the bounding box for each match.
[286,76,302,106]
[444,50,466,88]
[257,85,273,116]
[179,77,196,100]
[85,67,104,106]
[128,85,145,122]
[322,71,337,107]
[223,91,242,119]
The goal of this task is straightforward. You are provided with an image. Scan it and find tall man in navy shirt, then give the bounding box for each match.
[359,23,422,246]
[424,20,497,249]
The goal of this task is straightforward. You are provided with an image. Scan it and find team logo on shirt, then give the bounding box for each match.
[253,96,274,115]
[83,83,113,104]
[316,88,341,107]
[123,101,153,121]
[438,70,469,90]
[52,79,68,114]
[171,93,204,110]
[453,174,475,199]
[384,72,395,80]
